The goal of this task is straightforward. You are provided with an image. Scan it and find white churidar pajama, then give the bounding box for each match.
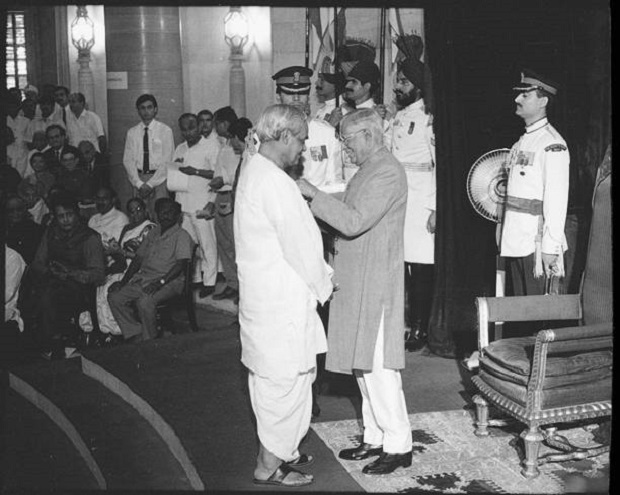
[355,309,412,454]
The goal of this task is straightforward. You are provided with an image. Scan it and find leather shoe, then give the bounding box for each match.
[362,451,412,475]
[339,443,383,461]
[212,286,238,300]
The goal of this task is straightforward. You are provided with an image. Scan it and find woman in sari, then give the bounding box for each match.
[96,197,156,343]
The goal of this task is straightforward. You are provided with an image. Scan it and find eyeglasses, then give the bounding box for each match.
[338,128,366,145]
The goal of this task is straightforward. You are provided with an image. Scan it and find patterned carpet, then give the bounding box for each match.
[311,409,609,493]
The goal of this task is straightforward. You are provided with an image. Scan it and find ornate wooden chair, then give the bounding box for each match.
[471,148,612,478]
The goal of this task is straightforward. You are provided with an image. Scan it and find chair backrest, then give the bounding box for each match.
[581,147,612,325]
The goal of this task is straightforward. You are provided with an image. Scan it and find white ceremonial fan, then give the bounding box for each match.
[466,148,511,223]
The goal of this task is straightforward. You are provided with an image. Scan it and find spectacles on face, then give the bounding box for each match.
[128,205,144,214]
[338,128,366,146]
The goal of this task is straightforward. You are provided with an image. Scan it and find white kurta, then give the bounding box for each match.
[172,136,220,286]
[386,99,436,264]
[234,152,333,379]
[88,208,130,245]
[500,117,569,257]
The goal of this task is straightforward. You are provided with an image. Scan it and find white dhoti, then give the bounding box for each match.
[248,369,315,462]
[182,212,220,286]
[355,310,412,454]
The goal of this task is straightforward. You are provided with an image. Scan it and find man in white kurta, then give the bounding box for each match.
[235,104,333,487]
[500,70,569,300]
[385,58,437,351]
[169,113,218,294]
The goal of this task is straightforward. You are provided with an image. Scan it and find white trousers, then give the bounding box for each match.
[182,212,219,286]
[248,369,315,462]
[355,310,412,454]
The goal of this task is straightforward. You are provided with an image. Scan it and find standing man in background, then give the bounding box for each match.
[172,113,218,299]
[385,54,436,352]
[273,65,342,190]
[500,69,569,305]
[122,94,174,219]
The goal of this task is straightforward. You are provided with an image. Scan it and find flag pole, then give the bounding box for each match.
[305,8,310,68]
[379,7,386,105]
[334,7,340,107]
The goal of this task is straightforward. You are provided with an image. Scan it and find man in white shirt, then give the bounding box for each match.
[500,69,570,298]
[66,92,107,155]
[170,113,218,297]
[24,94,65,146]
[235,104,333,487]
[53,86,71,126]
[122,94,174,219]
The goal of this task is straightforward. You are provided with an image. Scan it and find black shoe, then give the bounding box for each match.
[361,451,412,474]
[405,321,427,352]
[212,286,238,300]
[339,443,383,461]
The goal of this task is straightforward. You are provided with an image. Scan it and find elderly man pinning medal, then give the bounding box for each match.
[297,108,413,475]
[500,69,569,298]
[234,104,333,487]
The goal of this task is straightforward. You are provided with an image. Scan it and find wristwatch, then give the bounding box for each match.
[159,278,166,286]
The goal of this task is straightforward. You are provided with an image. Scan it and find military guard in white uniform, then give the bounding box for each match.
[385,56,436,352]
[272,66,343,192]
[500,69,569,299]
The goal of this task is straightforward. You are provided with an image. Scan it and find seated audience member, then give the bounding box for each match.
[208,117,253,302]
[108,198,193,343]
[29,193,105,356]
[25,130,51,177]
[17,179,49,225]
[96,197,156,343]
[5,194,45,264]
[66,92,108,154]
[25,151,56,202]
[56,147,95,208]
[7,124,29,179]
[2,247,27,364]
[42,124,78,176]
[79,140,110,190]
[88,185,129,247]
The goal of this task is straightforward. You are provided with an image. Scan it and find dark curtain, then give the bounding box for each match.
[422,0,611,357]
[423,4,497,357]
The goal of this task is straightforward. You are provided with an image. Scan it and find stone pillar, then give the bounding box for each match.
[104,6,184,212]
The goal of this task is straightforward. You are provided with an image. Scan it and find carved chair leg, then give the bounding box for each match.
[538,426,611,464]
[520,425,544,478]
[473,394,490,437]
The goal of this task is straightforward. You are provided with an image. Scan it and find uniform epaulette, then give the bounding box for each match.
[544,143,567,152]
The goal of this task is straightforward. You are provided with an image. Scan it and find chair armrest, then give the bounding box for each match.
[537,322,613,343]
[476,294,582,350]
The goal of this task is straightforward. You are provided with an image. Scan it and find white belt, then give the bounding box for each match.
[401,162,433,172]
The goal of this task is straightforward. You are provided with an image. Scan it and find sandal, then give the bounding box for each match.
[284,453,314,467]
[253,463,313,487]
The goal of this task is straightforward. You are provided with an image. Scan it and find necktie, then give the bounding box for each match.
[143,127,150,173]
[62,106,67,125]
